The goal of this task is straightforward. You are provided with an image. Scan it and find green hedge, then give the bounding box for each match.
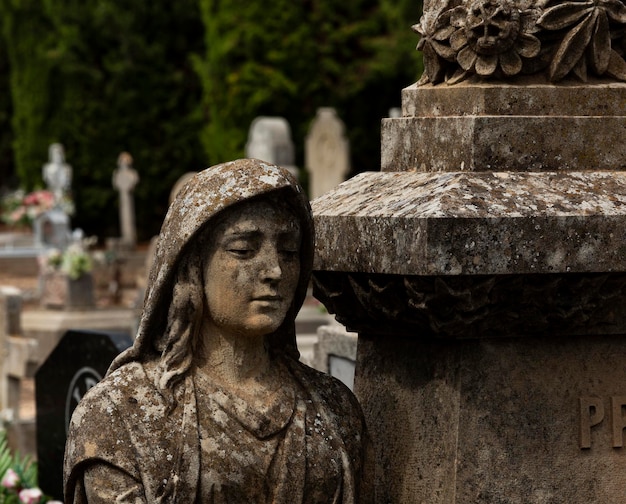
[2,0,422,239]
[196,0,422,176]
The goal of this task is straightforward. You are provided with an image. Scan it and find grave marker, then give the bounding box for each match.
[305,108,349,199]
[112,152,139,248]
[245,117,297,176]
[36,329,132,500]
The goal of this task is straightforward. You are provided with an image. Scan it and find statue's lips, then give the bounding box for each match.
[252,295,283,302]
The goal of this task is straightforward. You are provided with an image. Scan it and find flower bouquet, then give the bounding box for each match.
[0,190,73,230]
[0,430,60,504]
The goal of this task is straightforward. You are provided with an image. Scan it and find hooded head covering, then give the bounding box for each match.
[109,158,313,373]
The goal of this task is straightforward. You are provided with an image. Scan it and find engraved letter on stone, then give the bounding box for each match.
[611,396,626,448]
[579,397,604,449]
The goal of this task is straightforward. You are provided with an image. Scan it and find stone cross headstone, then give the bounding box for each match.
[112,152,139,248]
[36,329,132,501]
[42,143,72,208]
[245,117,297,176]
[305,108,350,200]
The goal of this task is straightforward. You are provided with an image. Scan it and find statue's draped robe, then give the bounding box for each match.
[63,161,370,503]
[64,355,367,503]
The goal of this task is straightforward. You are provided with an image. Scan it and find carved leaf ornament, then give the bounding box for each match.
[413,0,626,83]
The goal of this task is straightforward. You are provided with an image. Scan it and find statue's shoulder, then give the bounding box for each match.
[287,358,363,420]
[72,360,160,421]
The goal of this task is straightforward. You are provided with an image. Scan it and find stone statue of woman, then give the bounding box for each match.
[63,159,370,503]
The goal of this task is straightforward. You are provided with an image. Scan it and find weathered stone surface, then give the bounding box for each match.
[64,160,368,503]
[313,171,626,275]
[415,0,626,84]
[313,271,626,338]
[382,115,626,172]
[382,82,626,172]
[356,332,626,503]
[401,81,626,118]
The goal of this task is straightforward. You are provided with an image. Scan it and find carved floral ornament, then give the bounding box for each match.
[413,0,626,84]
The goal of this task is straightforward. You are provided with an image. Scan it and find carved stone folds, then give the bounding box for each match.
[313,271,626,338]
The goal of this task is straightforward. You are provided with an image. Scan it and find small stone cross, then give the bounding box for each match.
[112,152,139,247]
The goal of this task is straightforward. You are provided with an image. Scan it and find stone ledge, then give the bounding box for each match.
[402,81,626,117]
[381,116,626,172]
[312,171,626,276]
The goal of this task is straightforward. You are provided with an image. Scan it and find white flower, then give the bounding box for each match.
[18,487,43,504]
[1,468,19,489]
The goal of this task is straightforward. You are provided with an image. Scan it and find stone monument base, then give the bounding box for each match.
[357,332,626,503]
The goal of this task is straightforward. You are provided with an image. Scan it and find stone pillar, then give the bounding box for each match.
[0,287,22,416]
[312,2,626,501]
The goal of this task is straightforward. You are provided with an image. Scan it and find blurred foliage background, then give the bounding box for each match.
[0,0,422,240]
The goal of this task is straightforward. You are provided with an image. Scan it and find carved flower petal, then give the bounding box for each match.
[431,40,457,60]
[450,6,468,28]
[516,34,542,58]
[423,43,448,84]
[475,54,498,76]
[549,10,597,81]
[500,50,523,75]
[446,68,471,85]
[589,11,610,74]
[433,24,457,41]
[457,46,478,71]
[537,2,594,30]
[606,49,626,80]
[520,9,542,33]
[450,29,469,51]
[572,54,588,81]
[602,0,626,24]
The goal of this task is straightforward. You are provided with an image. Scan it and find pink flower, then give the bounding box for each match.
[1,468,20,489]
[18,487,43,504]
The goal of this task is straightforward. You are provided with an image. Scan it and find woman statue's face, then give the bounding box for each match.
[202,199,302,339]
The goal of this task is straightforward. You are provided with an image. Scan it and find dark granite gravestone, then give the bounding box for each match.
[35,329,132,500]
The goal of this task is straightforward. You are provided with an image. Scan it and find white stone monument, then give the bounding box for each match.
[245,117,297,176]
[112,152,139,248]
[43,143,72,207]
[36,143,72,249]
[305,108,350,200]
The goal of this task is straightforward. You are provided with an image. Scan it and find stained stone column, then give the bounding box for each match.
[311,1,626,501]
